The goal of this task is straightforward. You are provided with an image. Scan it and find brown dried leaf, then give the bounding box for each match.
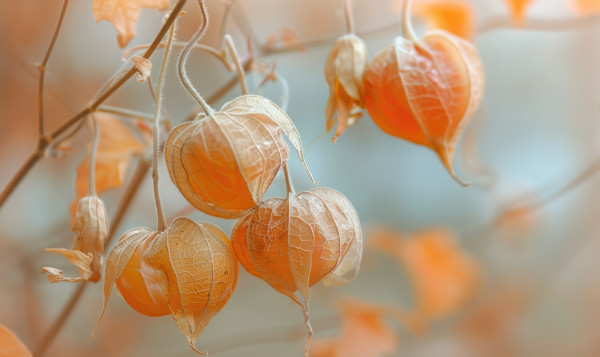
[42,266,86,283]
[73,114,146,219]
[324,34,368,142]
[71,196,108,282]
[92,0,169,47]
[94,228,154,336]
[44,248,92,277]
[0,324,32,357]
[144,218,238,353]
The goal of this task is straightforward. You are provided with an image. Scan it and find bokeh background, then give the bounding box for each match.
[2,0,600,356]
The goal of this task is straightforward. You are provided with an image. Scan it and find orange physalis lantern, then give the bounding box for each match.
[96,218,238,353]
[363,0,484,185]
[231,187,361,356]
[165,95,314,219]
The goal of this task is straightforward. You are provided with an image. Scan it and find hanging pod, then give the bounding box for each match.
[231,187,362,355]
[363,29,484,184]
[95,218,238,354]
[165,95,315,219]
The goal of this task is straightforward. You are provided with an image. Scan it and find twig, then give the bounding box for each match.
[122,42,232,71]
[0,0,188,210]
[283,164,296,196]
[38,0,70,136]
[477,13,600,34]
[219,0,237,48]
[97,105,157,121]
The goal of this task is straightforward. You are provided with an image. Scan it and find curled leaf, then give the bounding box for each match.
[363,30,484,185]
[131,56,152,82]
[92,0,169,47]
[165,95,315,219]
[324,34,368,142]
[42,266,87,283]
[0,324,32,357]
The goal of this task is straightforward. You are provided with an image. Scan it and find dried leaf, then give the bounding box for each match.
[504,0,536,24]
[92,0,169,47]
[370,228,479,323]
[0,324,32,357]
[363,30,484,185]
[42,266,86,283]
[165,95,315,219]
[311,299,399,357]
[73,114,146,218]
[144,218,238,353]
[44,249,92,278]
[413,0,475,39]
[232,188,360,354]
[324,34,368,142]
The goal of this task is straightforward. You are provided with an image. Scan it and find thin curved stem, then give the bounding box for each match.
[219,0,237,48]
[224,34,248,95]
[177,0,214,116]
[38,0,70,136]
[97,105,157,121]
[88,114,99,196]
[401,0,418,43]
[283,164,296,196]
[343,0,355,34]
[152,17,177,232]
[0,0,188,210]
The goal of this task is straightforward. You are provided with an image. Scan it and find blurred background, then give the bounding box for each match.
[1,0,600,356]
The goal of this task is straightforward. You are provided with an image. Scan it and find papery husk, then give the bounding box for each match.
[165,95,315,219]
[324,34,368,142]
[144,217,238,354]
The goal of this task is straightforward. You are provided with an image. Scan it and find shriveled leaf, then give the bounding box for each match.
[94,228,154,336]
[42,266,86,283]
[413,0,475,39]
[0,324,32,357]
[131,56,152,82]
[73,114,146,219]
[504,0,536,24]
[92,0,169,47]
[324,35,368,142]
[370,228,479,323]
[44,248,93,279]
[222,95,316,184]
[311,299,399,357]
[460,112,495,186]
[144,218,237,353]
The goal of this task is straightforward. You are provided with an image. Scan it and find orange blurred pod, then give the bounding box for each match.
[165,95,314,219]
[96,218,238,354]
[363,3,484,185]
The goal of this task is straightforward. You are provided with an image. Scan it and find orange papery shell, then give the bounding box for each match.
[165,95,315,219]
[363,30,484,184]
[96,219,238,354]
[231,187,361,305]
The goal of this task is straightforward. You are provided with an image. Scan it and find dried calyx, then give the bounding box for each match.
[363,0,484,185]
[324,34,368,142]
[43,196,108,283]
[231,187,362,356]
[165,95,315,219]
[95,217,238,354]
